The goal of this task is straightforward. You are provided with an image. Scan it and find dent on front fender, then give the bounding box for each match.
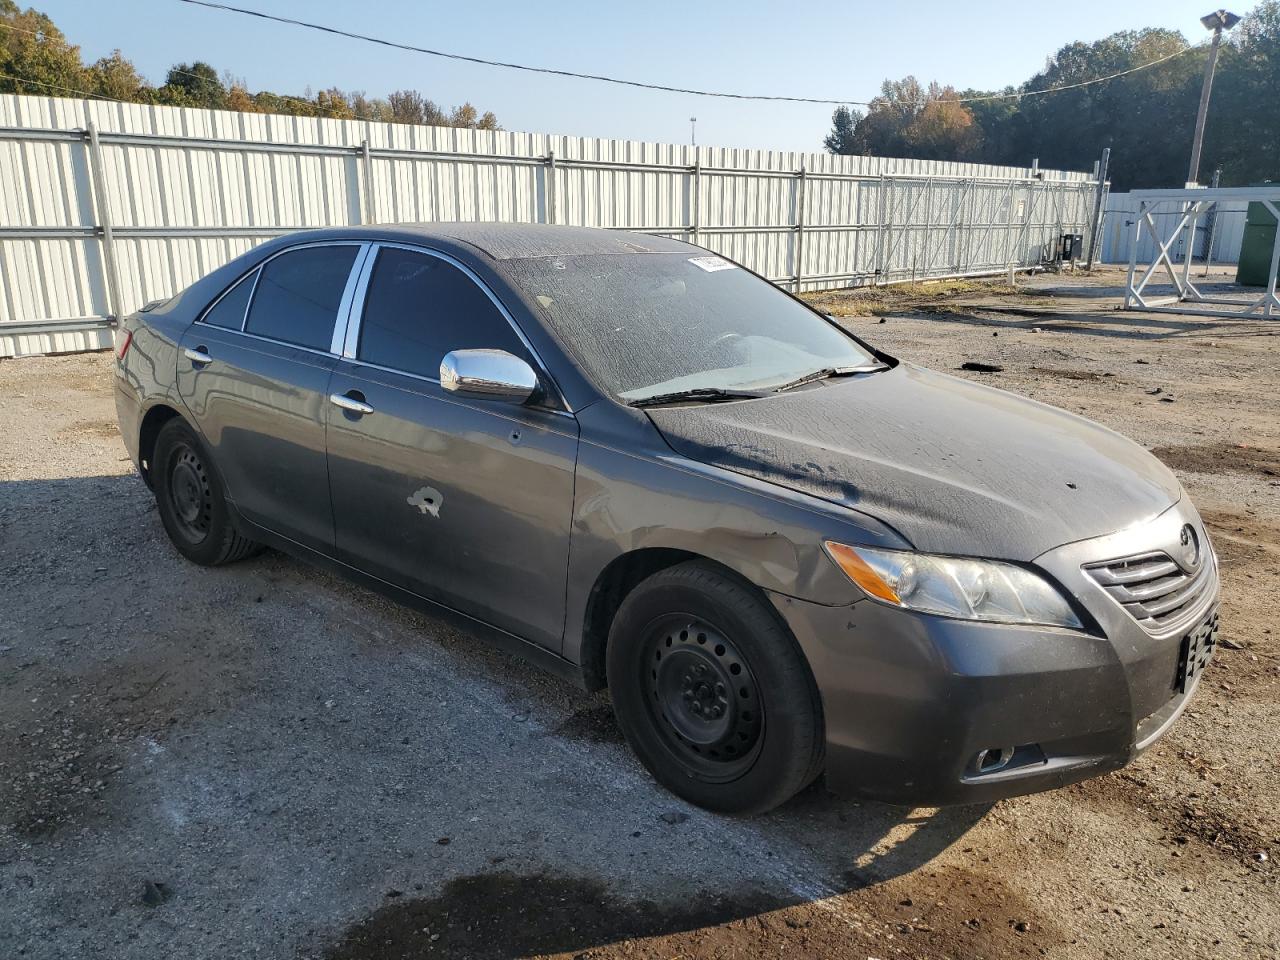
[561,435,908,665]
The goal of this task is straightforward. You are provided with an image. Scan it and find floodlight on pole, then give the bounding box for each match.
[1187,9,1241,186]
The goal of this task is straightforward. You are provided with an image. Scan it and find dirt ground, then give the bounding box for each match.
[1,265,1277,959]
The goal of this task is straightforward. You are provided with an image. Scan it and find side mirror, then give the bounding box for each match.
[439,348,538,404]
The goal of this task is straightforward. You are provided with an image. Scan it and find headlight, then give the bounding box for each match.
[823,541,1082,629]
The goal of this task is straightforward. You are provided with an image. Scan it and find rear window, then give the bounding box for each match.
[245,245,358,350]
[503,253,877,400]
[201,270,257,330]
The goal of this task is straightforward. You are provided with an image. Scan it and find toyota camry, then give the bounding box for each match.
[114,223,1219,813]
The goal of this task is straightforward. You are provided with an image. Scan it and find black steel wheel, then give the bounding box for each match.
[165,441,214,546]
[608,560,825,814]
[644,616,763,782]
[152,418,261,566]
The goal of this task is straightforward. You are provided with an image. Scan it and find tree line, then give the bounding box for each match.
[0,0,499,129]
[824,3,1279,190]
[4,0,1275,185]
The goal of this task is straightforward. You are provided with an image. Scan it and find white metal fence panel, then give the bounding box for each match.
[1101,192,1247,265]
[0,93,1097,357]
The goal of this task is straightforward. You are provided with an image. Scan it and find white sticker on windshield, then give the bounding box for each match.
[688,255,737,273]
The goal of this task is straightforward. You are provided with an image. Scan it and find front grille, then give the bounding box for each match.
[1084,547,1216,633]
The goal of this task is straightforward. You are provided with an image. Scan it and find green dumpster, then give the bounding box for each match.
[1236,187,1278,287]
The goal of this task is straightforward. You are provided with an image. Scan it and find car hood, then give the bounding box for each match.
[645,364,1181,561]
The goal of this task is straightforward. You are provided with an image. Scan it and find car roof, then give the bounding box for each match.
[295,222,699,261]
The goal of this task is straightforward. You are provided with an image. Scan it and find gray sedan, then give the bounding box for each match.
[113,223,1220,813]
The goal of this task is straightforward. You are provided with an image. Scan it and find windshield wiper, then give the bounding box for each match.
[628,387,768,408]
[771,363,888,393]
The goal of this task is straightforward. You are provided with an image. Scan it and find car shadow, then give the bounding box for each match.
[304,541,992,957]
[3,473,991,960]
[1033,277,1258,300]
[884,275,1276,342]
[895,302,1278,341]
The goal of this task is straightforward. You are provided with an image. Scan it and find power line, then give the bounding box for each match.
[1,8,1206,118]
[952,44,1201,103]
[0,70,128,103]
[177,0,1203,106]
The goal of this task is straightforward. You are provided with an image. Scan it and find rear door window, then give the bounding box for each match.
[244,245,359,350]
[202,269,257,330]
[356,247,530,379]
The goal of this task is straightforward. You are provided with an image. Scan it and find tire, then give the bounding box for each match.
[607,560,825,814]
[152,417,261,566]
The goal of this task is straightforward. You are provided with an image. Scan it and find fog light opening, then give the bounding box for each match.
[975,746,1016,774]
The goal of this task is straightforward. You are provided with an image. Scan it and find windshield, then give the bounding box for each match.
[502,253,881,401]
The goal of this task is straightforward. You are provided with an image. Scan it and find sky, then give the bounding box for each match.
[36,0,1239,154]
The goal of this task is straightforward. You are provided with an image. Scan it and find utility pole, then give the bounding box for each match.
[1187,9,1240,186]
[690,117,697,147]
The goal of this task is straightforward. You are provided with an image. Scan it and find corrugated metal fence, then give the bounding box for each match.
[0,93,1099,357]
[1100,191,1247,266]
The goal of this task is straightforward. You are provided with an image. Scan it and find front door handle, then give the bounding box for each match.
[329,391,374,416]
[184,346,213,365]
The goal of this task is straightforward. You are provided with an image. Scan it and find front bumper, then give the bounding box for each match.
[774,500,1219,806]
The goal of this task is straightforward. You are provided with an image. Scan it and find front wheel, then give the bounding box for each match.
[607,561,825,814]
[152,418,261,566]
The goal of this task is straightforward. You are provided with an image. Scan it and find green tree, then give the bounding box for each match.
[820,26,1271,189]
[0,1,90,97]
[1203,1,1280,185]
[824,78,980,161]
[159,61,225,109]
[1,3,505,130]
[958,88,1020,165]
[314,86,353,120]
[1004,29,1198,188]
[89,49,143,100]
[449,102,499,130]
[824,105,862,154]
[248,90,309,115]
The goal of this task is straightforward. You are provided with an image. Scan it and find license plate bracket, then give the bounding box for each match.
[1175,608,1219,694]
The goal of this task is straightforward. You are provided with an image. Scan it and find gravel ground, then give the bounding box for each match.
[0,266,1277,959]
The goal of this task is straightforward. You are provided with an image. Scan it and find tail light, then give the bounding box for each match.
[115,328,133,360]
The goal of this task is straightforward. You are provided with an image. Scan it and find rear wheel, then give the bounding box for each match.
[607,561,824,814]
[152,418,260,566]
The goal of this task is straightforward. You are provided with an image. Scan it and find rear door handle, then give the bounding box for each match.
[329,391,374,416]
[184,346,212,365]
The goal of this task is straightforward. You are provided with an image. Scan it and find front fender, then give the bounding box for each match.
[561,433,909,666]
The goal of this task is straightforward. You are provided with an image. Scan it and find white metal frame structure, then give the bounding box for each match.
[1123,186,1280,318]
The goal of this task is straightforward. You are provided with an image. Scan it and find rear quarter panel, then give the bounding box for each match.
[114,307,191,469]
[114,238,298,467]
